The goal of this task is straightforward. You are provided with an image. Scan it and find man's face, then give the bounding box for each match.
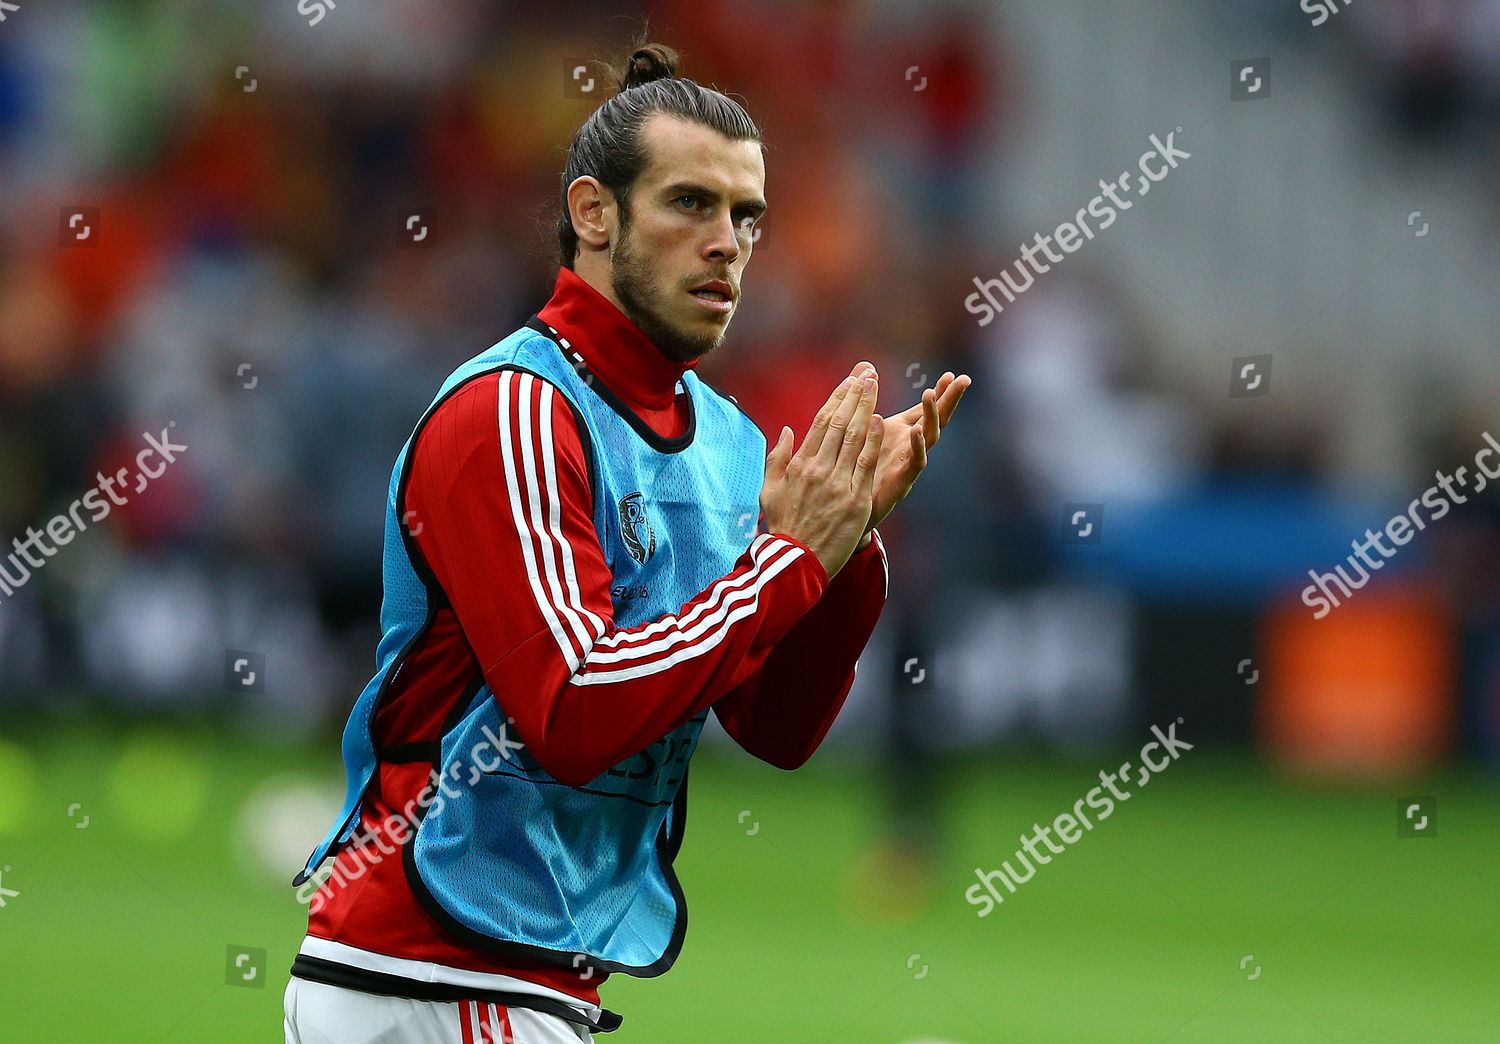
[609,115,766,363]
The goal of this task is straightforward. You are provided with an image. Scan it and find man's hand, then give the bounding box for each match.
[761,375,884,580]
[848,360,970,538]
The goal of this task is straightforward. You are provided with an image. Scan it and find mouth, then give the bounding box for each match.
[687,280,736,316]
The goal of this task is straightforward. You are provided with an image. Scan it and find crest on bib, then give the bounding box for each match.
[618,491,657,565]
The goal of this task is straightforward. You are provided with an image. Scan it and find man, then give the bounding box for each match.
[285,43,970,1043]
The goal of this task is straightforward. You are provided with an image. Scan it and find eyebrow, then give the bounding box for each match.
[663,181,768,216]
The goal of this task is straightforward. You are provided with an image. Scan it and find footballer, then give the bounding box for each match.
[284,42,970,1043]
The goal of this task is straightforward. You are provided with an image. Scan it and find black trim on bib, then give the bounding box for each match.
[525,316,697,455]
[289,954,624,1033]
[477,766,677,808]
[661,763,690,864]
[376,741,441,764]
[292,597,441,888]
[398,758,692,980]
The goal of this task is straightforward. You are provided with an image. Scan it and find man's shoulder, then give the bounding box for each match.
[456,320,566,376]
[417,364,585,461]
[430,319,586,417]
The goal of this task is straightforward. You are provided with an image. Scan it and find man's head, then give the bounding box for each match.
[557,44,765,363]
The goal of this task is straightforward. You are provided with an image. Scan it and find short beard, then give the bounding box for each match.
[610,203,726,364]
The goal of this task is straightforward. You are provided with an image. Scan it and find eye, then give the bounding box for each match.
[675,195,701,211]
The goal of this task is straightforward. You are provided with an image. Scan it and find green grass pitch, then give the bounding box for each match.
[0,722,1496,1041]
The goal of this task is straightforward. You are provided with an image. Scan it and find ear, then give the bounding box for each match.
[566,176,615,251]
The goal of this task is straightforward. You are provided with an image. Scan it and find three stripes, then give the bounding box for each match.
[495,369,807,686]
[458,998,514,1043]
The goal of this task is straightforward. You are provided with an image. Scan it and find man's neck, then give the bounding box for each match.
[536,267,696,421]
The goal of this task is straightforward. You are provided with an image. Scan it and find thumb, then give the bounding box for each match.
[765,425,793,480]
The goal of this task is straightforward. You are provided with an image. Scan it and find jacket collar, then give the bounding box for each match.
[536,266,697,412]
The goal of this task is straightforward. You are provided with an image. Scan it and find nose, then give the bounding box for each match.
[704,211,741,265]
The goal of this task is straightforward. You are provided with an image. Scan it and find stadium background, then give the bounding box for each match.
[2,0,1499,1040]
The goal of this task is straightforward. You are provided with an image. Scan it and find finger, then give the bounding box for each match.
[850,359,876,380]
[765,425,794,481]
[891,372,950,429]
[832,375,877,477]
[920,387,940,445]
[909,416,928,472]
[924,373,972,447]
[799,377,856,461]
[818,374,872,469]
[937,374,971,427]
[854,414,883,500]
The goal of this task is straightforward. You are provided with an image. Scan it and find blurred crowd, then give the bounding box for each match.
[0,0,1497,773]
[0,0,1003,724]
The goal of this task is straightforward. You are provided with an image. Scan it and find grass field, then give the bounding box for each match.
[1,720,1497,1042]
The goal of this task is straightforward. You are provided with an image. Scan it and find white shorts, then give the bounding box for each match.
[284,977,595,1043]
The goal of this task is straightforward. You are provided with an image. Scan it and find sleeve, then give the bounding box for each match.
[403,368,832,787]
[711,529,888,769]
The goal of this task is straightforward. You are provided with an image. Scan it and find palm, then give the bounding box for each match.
[869,410,923,526]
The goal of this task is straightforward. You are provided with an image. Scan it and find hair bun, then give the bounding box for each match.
[618,43,679,91]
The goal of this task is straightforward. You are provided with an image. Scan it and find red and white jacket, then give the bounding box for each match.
[293,267,888,1026]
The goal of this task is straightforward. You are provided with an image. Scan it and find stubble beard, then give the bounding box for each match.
[610,206,729,365]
